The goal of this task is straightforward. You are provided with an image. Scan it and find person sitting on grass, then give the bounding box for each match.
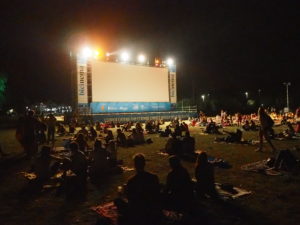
[204,119,220,134]
[88,126,98,141]
[75,133,89,154]
[115,153,162,225]
[250,120,257,131]
[195,151,218,199]
[106,140,118,167]
[31,146,59,182]
[78,125,89,138]
[159,125,172,137]
[105,130,114,144]
[217,129,243,143]
[89,139,110,181]
[242,120,251,131]
[68,123,75,134]
[136,129,145,144]
[135,122,144,134]
[174,124,182,137]
[164,156,194,212]
[116,128,127,147]
[128,128,139,145]
[181,131,195,155]
[57,123,66,136]
[165,133,182,155]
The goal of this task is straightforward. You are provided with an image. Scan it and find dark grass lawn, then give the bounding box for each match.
[0,125,300,225]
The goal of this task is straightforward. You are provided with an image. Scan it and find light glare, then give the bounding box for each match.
[81,47,92,58]
[137,54,146,63]
[166,58,174,66]
[120,51,130,62]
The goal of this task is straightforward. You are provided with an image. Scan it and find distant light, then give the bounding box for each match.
[201,95,205,102]
[106,52,111,57]
[245,92,249,98]
[81,47,92,58]
[120,51,130,62]
[166,58,174,66]
[137,54,146,63]
[155,58,160,66]
[94,50,99,58]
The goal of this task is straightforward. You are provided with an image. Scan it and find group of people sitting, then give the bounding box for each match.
[164,131,195,156]
[29,138,121,199]
[114,152,217,225]
[204,119,221,134]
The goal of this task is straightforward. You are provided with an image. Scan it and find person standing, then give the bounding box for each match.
[47,114,57,144]
[20,110,39,159]
[256,106,277,153]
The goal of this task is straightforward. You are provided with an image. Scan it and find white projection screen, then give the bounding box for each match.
[91,60,169,102]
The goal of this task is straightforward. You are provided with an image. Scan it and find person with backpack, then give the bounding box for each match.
[256,106,277,153]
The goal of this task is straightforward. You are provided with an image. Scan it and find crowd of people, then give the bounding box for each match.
[9,106,300,224]
[114,152,217,225]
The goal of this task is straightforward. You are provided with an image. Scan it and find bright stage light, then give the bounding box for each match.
[137,54,146,63]
[166,58,174,66]
[81,47,92,58]
[120,51,130,62]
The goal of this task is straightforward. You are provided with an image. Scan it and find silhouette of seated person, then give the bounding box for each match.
[88,126,97,141]
[174,124,182,137]
[221,129,243,143]
[57,123,66,136]
[135,122,144,134]
[180,122,189,133]
[115,154,161,225]
[89,139,110,181]
[136,130,145,144]
[250,120,257,131]
[283,122,296,138]
[95,121,102,131]
[116,128,127,147]
[128,128,139,145]
[242,120,251,131]
[164,133,182,155]
[68,123,75,134]
[160,125,172,137]
[164,156,194,212]
[105,130,114,144]
[145,121,154,133]
[204,119,220,134]
[31,146,59,182]
[273,149,298,171]
[195,151,218,199]
[58,142,87,199]
[69,142,88,180]
[75,133,89,153]
[181,131,195,155]
[78,125,88,138]
[106,140,118,167]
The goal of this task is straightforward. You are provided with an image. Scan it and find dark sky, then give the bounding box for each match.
[0,0,299,107]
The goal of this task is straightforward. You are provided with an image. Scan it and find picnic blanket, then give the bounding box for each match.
[215,183,252,200]
[241,160,282,176]
[92,202,184,225]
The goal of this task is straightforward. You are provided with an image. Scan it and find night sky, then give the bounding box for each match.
[0,0,299,109]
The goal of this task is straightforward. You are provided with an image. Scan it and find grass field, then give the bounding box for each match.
[0,125,300,225]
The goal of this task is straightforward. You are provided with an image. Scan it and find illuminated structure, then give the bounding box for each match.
[71,47,177,114]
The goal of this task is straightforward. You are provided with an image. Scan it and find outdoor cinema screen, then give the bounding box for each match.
[91,60,169,103]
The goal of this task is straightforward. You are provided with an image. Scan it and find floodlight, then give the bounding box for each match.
[120,51,130,62]
[166,58,174,66]
[81,47,92,58]
[137,54,146,63]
